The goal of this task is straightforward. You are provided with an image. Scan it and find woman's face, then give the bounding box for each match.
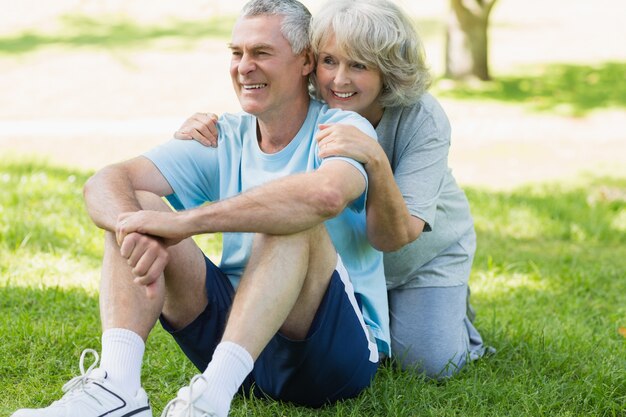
[315,35,384,126]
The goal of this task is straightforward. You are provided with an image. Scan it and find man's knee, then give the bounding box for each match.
[134,190,170,211]
[252,222,329,246]
[251,224,335,266]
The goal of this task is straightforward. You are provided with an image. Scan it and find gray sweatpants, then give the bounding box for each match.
[387,229,492,378]
[389,284,490,379]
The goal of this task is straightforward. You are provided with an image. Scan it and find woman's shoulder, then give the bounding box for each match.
[395,93,448,122]
[382,93,450,137]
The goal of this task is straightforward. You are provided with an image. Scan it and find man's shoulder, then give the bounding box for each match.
[218,111,254,129]
[313,100,376,137]
[216,111,257,145]
[315,102,363,123]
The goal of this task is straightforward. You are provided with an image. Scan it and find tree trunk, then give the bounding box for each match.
[445,0,497,81]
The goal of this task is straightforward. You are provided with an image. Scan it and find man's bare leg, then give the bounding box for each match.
[10,192,211,417]
[185,223,337,417]
[99,191,208,395]
[223,222,337,357]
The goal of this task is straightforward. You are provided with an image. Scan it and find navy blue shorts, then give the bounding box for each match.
[160,256,379,407]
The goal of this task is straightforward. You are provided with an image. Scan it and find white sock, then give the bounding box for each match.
[100,328,145,396]
[200,341,254,417]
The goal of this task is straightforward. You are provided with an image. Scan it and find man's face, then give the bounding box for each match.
[229,15,312,119]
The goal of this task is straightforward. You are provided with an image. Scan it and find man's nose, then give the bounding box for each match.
[238,53,256,75]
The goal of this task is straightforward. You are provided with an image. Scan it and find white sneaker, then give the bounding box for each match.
[161,375,218,417]
[11,349,152,417]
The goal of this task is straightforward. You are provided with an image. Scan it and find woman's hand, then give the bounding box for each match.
[174,112,219,147]
[315,123,382,165]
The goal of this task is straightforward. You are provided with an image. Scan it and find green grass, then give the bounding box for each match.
[435,61,626,116]
[0,14,447,57]
[0,13,236,55]
[2,159,626,416]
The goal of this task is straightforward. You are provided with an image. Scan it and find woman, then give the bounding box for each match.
[175,0,492,378]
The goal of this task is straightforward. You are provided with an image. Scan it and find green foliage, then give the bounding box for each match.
[436,62,626,116]
[0,14,236,55]
[0,14,443,57]
[2,159,625,416]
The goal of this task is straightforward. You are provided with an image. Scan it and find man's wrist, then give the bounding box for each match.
[183,206,211,236]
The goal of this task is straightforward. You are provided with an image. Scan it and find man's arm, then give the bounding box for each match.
[317,123,424,252]
[116,159,366,243]
[83,156,173,232]
[84,156,177,291]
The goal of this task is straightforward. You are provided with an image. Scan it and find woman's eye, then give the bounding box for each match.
[353,63,366,70]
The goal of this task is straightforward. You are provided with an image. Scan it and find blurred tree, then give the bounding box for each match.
[445,0,498,81]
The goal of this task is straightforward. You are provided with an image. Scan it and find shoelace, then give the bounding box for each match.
[160,374,215,417]
[57,349,103,406]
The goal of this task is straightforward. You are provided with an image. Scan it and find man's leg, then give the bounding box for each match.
[163,224,338,417]
[250,259,379,406]
[223,221,337,356]
[12,191,208,417]
[99,191,208,394]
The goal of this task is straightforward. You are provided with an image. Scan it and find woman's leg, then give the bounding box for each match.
[389,284,488,378]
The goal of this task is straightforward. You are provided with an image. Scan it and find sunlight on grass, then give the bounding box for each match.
[479,206,546,240]
[435,61,626,116]
[0,251,100,293]
[472,265,549,296]
[611,208,626,232]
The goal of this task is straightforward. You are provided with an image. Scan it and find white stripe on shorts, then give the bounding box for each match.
[335,256,379,363]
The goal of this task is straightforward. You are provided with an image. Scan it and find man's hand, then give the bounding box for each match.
[117,232,170,293]
[116,210,193,248]
[174,112,219,147]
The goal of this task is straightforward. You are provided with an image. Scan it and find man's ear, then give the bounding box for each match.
[301,48,315,76]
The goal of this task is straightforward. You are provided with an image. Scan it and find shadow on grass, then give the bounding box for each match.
[0,285,190,415]
[0,13,236,55]
[436,61,626,116]
[0,285,101,380]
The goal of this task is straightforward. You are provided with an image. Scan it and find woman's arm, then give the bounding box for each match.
[317,124,424,251]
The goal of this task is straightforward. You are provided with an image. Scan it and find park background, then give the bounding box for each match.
[1,0,625,416]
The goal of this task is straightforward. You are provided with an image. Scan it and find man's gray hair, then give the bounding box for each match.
[241,0,312,54]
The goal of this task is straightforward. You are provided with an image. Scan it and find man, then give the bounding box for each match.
[11,1,389,416]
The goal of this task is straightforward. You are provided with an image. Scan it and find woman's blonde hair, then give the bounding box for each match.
[310,0,431,108]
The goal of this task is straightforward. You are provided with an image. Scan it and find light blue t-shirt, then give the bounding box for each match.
[144,99,390,355]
